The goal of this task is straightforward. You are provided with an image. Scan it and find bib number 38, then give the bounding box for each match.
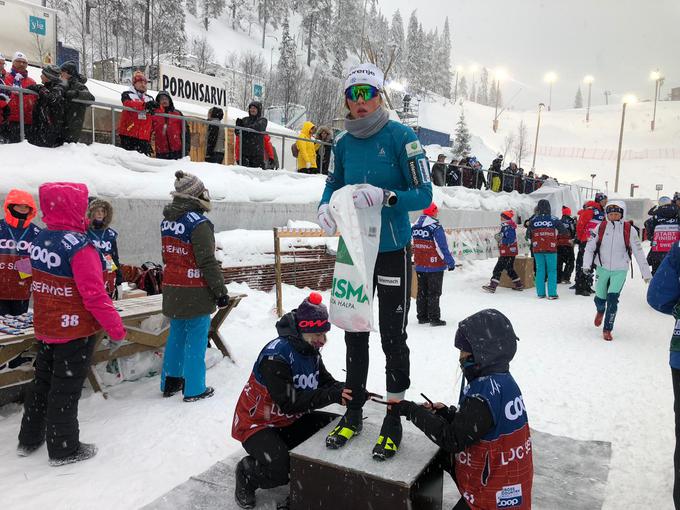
[61,314,80,328]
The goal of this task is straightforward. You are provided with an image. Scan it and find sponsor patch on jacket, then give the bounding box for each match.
[377,275,400,286]
[409,160,419,186]
[418,158,431,183]
[405,140,423,157]
[496,484,523,508]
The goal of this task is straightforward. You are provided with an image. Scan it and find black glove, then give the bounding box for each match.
[145,100,158,113]
[448,265,455,272]
[64,89,78,100]
[216,294,230,309]
[26,84,42,93]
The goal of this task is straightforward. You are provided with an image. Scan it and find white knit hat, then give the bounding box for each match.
[13,51,27,63]
[344,63,384,91]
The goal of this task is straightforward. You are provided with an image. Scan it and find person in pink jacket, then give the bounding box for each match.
[17,182,126,467]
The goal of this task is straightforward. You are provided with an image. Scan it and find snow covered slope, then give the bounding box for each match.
[419,98,680,199]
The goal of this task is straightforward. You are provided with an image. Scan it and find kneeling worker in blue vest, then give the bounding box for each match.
[388,309,534,510]
[231,292,351,509]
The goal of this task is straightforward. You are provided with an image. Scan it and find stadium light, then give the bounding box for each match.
[583,75,594,122]
[492,68,508,132]
[614,94,637,192]
[544,72,557,111]
[650,70,663,131]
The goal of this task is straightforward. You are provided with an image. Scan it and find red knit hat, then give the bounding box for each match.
[501,210,514,219]
[423,203,439,217]
[132,71,147,84]
[296,292,330,333]
[562,206,572,216]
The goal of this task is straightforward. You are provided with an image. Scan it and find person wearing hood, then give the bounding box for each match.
[0,91,10,141]
[17,182,126,466]
[647,240,680,508]
[205,106,225,164]
[412,203,455,327]
[0,189,41,315]
[388,309,533,510]
[483,210,524,293]
[235,101,267,168]
[160,171,229,402]
[295,121,319,174]
[557,206,577,284]
[86,199,123,299]
[645,196,680,275]
[574,193,607,296]
[118,71,156,155]
[60,61,94,144]
[152,90,190,160]
[2,52,37,143]
[526,199,567,299]
[27,64,66,148]
[487,156,503,192]
[584,201,652,341]
[315,126,333,175]
[232,293,349,509]
[318,63,432,460]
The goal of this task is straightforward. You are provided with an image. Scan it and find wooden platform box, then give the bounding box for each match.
[290,417,443,510]
[499,256,535,289]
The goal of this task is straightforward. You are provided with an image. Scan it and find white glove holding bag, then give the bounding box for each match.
[317,204,337,235]
[352,184,384,209]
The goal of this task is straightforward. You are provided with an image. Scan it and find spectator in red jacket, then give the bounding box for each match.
[2,52,37,143]
[152,90,189,160]
[574,193,607,295]
[0,92,10,141]
[118,71,156,155]
[0,53,6,80]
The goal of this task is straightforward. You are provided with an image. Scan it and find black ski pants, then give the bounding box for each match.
[557,245,575,282]
[0,299,29,316]
[491,256,518,281]
[242,411,338,489]
[673,367,680,509]
[416,271,444,322]
[648,250,669,276]
[19,336,97,459]
[575,241,593,292]
[346,246,412,411]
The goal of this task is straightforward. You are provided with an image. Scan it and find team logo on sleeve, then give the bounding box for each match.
[496,484,523,508]
[405,140,424,157]
[418,159,431,183]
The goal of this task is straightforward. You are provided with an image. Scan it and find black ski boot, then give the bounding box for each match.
[430,319,447,327]
[163,376,185,397]
[183,386,215,402]
[372,414,402,461]
[235,457,257,509]
[49,442,98,467]
[17,440,44,457]
[326,409,362,449]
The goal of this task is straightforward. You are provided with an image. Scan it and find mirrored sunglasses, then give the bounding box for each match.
[344,84,380,102]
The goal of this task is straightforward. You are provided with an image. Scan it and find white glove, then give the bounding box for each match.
[352,185,384,209]
[317,204,337,235]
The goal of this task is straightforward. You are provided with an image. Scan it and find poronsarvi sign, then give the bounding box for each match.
[159,64,228,108]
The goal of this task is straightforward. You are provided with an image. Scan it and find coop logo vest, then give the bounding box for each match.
[160,212,210,288]
[530,216,558,253]
[30,230,105,339]
[0,221,41,300]
[232,337,321,442]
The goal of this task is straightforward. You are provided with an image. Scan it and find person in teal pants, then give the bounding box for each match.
[526,199,566,299]
[583,201,652,340]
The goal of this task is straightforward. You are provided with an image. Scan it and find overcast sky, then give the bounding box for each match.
[382,0,680,111]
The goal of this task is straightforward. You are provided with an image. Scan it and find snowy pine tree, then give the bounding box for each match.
[470,80,476,104]
[478,67,489,105]
[454,108,472,157]
[439,18,452,97]
[489,79,496,107]
[458,76,468,100]
[201,0,225,30]
[574,86,584,108]
[405,10,421,91]
[186,0,197,17]
[389,9,405,80]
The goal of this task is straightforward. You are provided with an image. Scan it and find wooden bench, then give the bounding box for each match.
[0,293,246,395]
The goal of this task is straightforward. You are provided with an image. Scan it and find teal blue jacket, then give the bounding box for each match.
[320,120,433,252]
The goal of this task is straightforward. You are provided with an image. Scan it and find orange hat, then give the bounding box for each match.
[4,188,37,228]
[501,210,514,219]
[423,203,439,217]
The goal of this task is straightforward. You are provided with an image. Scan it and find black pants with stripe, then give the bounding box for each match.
[491,256,519,281]
[345,246,412,411]
[416,271,444,321]
[19,336,97,459]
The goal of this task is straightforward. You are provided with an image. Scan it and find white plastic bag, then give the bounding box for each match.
[328,185,382,332]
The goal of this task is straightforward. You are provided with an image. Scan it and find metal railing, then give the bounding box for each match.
[0,83,333,172]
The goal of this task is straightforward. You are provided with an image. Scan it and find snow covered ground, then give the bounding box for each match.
[0,254,674,509]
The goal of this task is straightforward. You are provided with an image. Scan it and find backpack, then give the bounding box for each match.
[594,220,634,275]
[135,261,163,295]
[291,142,299,158]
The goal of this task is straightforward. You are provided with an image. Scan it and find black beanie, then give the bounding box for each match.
[296,292,331,333]
[454,328,473,354]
